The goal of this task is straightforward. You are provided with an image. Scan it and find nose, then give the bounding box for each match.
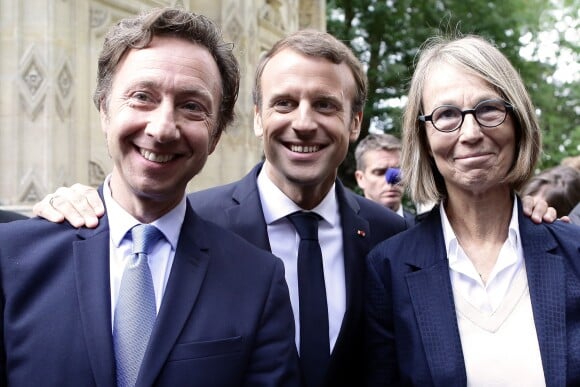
[459,112,483,141]
[292,102,317,132]
[145,102,180,143]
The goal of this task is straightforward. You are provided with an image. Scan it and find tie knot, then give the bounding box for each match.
[287,211,321,241]
[131,224,162,255]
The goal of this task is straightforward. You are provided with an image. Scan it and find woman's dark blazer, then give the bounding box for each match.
[365,198,580,387]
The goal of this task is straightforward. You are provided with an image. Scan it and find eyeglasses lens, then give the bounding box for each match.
[475,100,507,126]
[432,100,508,132]
[432,107,462,132]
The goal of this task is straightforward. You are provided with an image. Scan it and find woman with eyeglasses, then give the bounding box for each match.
[364,34,580,386]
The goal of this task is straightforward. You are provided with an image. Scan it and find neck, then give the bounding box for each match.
[263,161,335,210]
[444,187,513,244]
[109,174,183,224]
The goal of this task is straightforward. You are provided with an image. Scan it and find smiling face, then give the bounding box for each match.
[355,148,403,211]
[254,48,362,207]
[101,35,222,220]
[422,61,516,198]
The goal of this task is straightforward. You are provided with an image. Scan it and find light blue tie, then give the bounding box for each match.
[113,224,161,387]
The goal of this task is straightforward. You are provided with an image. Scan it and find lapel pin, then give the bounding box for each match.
[357,229,366,237]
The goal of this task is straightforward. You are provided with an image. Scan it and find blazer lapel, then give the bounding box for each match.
[519,208,566,387]
[138,206,211,385]
[405,212,467,386]
[226,163,271,251]
[336,181,370,319]
[74,215,117,386]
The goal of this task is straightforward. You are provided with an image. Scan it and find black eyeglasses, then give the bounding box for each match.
[418,99,514,132]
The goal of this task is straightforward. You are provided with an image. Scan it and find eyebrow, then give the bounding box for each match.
[129,80,215,100]
[430,94,503,108]
[267,85,344,100]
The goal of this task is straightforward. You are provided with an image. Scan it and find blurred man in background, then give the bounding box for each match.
[355,133,417,226]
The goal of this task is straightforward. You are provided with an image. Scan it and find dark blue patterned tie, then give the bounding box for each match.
[287,211,329,387]
[113,224,161,387]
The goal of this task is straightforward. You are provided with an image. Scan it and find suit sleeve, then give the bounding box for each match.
[0,261,6,385]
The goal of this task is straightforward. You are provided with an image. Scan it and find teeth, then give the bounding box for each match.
[140,149,174,163]
[290,145,320,153]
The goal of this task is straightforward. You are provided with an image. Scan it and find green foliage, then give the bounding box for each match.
[329,0,579,189]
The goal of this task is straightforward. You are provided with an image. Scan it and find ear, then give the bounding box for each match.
[349,111,363,142]
[99,105,109,135]
[354,169,365,190]
[253,105,263,137]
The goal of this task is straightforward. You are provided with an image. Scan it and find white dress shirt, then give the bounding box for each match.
[442,198,524,314]
[441,198,545,385]
[257,169,346,354]
[395,205,404,218]
[104,175,185,329]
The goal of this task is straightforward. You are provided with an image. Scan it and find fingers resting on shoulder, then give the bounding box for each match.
[32,183,104,228]
[32,188,567,228]
[521,195,564,224]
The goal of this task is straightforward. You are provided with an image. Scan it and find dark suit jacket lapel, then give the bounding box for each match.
[226,163,271,251]
[335,181,370,318]
[138,205,211,385]
[519,204,566,387]
[74,215,117,386]
[404,210,467,386]
[324,180,370,382]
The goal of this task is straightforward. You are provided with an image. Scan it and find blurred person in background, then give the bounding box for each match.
[559,154,580,224]
[560,154,580,171]
[355,133,417,226]
[520,164,580,218]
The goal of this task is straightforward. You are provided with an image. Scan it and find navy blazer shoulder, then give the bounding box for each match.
[188,163,406,274]
[402,209,416,228]
[0,209,28,223]
[189,162,406,248]
[365,198,580,387]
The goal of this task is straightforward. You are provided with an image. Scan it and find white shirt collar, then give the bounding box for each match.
[103,174,186,249]
[256,167,339,227]
[395,205,404,218]
[441,196,521,266]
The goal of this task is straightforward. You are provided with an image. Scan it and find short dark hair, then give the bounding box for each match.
[94,7,240,136]
[252,29,367,118]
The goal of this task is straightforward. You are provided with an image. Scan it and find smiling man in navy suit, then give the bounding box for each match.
[0,8,299,386]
